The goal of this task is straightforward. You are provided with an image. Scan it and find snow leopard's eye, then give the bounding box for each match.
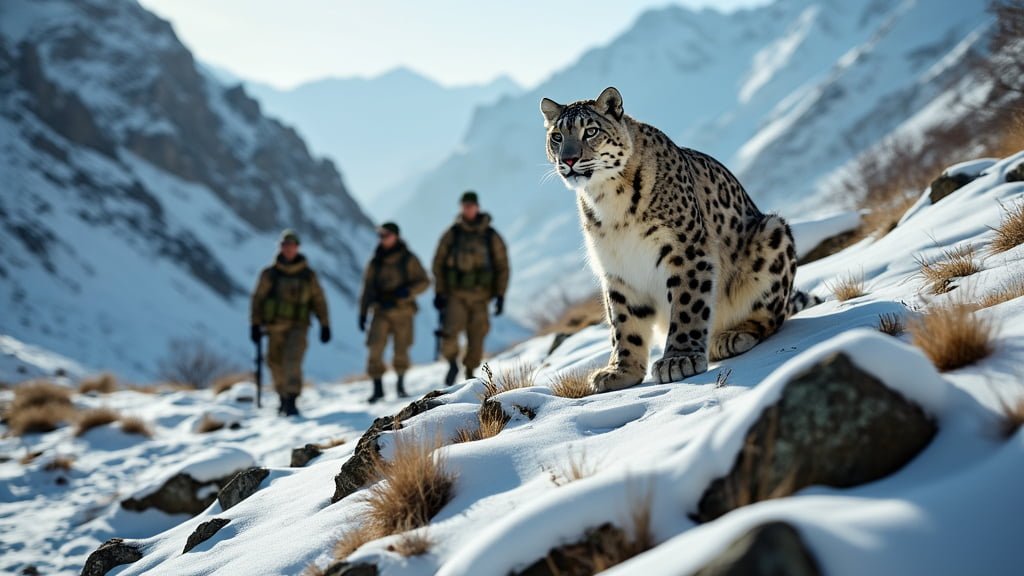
[583,127,599,139]
[551,132,563,143]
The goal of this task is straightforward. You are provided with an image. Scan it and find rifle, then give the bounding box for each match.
[254,330,264,409]
[433,306,446,361]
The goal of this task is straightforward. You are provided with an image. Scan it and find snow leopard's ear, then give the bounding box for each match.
[596,87,623,120]
[540,98,564,126]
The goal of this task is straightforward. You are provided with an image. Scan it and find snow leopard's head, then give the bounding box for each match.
[540,87,632,189]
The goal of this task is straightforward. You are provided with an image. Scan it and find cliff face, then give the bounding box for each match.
[0,0,376,379]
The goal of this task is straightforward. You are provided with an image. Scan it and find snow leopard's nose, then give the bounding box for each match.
[563,156,579,168]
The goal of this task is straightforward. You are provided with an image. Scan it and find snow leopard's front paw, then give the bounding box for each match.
[589,365,645,393]
[652,352,707,383]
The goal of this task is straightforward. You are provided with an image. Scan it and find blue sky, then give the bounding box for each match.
[139,0,770,89]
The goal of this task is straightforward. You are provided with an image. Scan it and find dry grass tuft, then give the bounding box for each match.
[195,414,226,434]
[715,368,733,389]
[388,531,434,557]
[978,274,1024,309]
[300,564,326,576]
[316,437,347,450]
[549,368,596,399]
[916,245,983,295]
[454,401,510,443]
[827,273,867,302]
[119,416,153,437]
[481,362,536,400]
[5,381,76,436]
[532,292,606,336]
[878,313,906,337]
[910,304,997,372]
[19,450,44,465]
[997,396,1024,439]
[78,373,117,395]
[74,407,121,436]
[989,201,1024,255]
[550,449,599,486]
[211,372,250,395]
[44,455,75,472]
[333,436,454,561]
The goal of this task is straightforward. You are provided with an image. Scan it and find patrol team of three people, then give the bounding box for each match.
[250,191,509,415]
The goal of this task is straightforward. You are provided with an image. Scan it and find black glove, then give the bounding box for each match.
[320,325,332,343]
[250,324,262,343]
[358,314,367,332]
[494,296,504,317]
[433,294,447,311]
[395,286,410,299]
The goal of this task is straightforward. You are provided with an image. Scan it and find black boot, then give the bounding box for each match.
[396,374,409,398]
[277,394,286,415]
[367,378,384,404]
[444,360,458,386]
[465,367,475,380]
[282,394,300,417]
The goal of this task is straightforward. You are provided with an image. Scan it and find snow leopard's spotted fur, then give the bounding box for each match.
[540,87,820,391]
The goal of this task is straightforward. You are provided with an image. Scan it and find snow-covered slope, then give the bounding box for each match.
[392,0,993,320]
[0,0,377,380]
[245,69,521,210]
[3,152,1022,575]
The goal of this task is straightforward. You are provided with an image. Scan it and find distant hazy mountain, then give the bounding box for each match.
[391,0,993,321]
[244,69,521,210]
[0,0,376,380]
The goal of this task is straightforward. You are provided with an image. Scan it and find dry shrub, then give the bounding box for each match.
[5,381,76,436]
[195,414,226,434]
[530,484,654,574]
[334,437,454,561]
[989,201,1024,255]
[78,373,117,395]
[827,273,866,302]
[44,455,74,472]
[157,338,240,389]
[317,437,347,450]
[211,372,250,395]
[549,368,596,399]
[454,401,510,443]
[978,275,1024,308]
[715,368,733,389]
[119,416,153,437]
[481,362,536,400]
[74,407,121,436]
[19,450,44,465]
[916,245,983,295]
[878,313,906,336]
[910,304,997,371]
[388,531,433,557]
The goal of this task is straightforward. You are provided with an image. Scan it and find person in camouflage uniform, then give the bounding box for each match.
[432,191,510,385]
[359,222,430,403]
[250,229,330,416]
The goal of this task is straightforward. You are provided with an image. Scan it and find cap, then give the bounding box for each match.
[379,222,400,236]
[280,229,300,245]
[460,190,479,205]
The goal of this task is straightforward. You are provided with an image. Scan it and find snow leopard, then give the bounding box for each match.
[540,87,820,391]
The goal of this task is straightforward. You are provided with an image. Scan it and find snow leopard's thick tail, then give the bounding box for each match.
[786,290,823,317]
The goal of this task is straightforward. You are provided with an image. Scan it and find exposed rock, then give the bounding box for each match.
[291,443,323,467]
[798,230,857,265]
[692,522,821,576]
[929,171,975,204]
[217,467,269,511]
[696,352,936,523]
[515,523,648,576]
[121,470,241,516]
[81,538,142,576]
[1007,161,1024,183]
[331,390,448,503]
[183,517,230,553]
[323,561,379,576]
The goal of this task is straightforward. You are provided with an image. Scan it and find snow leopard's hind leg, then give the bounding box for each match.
[710,215,798,361]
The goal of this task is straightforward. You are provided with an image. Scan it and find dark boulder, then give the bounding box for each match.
[696,352,936,522]
[183,517,231,553]
[323,562,378,576]
[217,467,269,511]
[122,468,245,516]
[1007,161,1024,183]
[331,390,448,503]
[929,171,975,204]
[81,538,142,576]
[692,522,821,576]
[291,443,323,468]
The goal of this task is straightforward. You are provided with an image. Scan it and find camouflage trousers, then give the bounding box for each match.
[366,307,415,379]
[266,325,308,396]
[441,292,491,372]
